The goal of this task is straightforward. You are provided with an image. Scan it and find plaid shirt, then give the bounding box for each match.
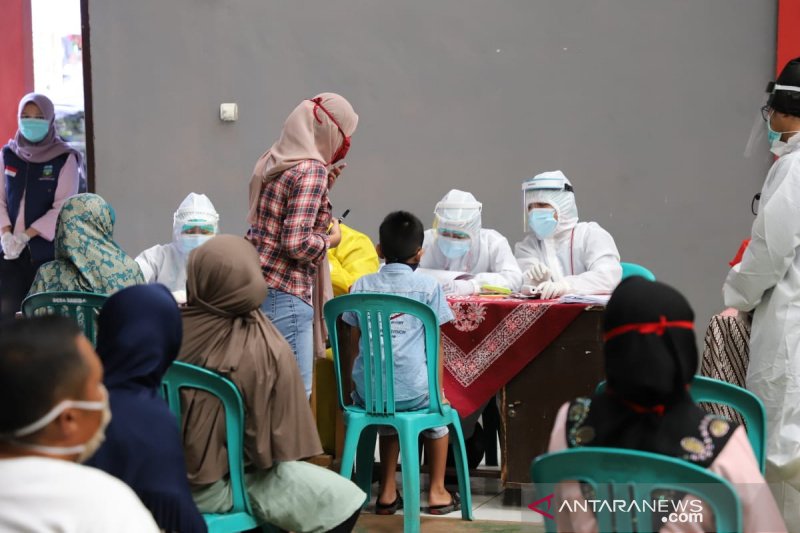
[248,160,331,303]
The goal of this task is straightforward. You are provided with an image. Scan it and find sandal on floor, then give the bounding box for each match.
[375,493,403,515]
[427,492,461,516]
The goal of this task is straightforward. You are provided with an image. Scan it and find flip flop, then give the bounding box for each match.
[427,492,461,516]
[375,493,403,515]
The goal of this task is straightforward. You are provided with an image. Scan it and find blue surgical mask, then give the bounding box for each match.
[18,118,50,143]
[437,237,470,259]
[529,208,558,239]
[767,118,782,146]
[179,234,212,254]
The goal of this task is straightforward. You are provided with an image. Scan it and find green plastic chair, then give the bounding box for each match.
[531,447,742,532]
[324,293,474,533]
[595,375,766,473]
[162,361,267,533]
[22,291,108,345]
[621,262,656,281]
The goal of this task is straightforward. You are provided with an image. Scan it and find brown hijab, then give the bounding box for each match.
[178,235,322,486]
[247,93,358,226]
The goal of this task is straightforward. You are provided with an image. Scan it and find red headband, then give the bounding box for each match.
[309,97,346,134]
[603,315,694,342]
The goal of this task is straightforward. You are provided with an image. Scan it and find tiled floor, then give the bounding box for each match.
[355,473,546,531]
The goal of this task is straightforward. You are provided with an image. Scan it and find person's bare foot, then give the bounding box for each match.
[428,486,453,508]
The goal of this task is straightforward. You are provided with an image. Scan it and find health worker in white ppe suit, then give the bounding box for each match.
[419,189,523,295]
[723,57,800,526]
[514,171,621,299]
[135,193,219,303]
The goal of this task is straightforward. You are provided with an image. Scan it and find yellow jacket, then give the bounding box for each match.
[328,223,380,296]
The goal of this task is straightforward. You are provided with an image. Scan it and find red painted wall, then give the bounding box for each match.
[0,0,33,142]
[777,0,800,74]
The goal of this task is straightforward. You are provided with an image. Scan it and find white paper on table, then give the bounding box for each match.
[415,267,471,284]
[557,293,611,305]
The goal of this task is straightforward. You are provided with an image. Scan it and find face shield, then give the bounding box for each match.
[521,171,575,234]
[172,193,220,253]
[744,81,800,157]
[432,190,482,259]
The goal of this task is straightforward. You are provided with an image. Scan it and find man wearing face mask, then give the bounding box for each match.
[0,316,159,531]
[419,189,523,295]
[514,171,621,299]
[136,192,219,304]
[723,57,800,527]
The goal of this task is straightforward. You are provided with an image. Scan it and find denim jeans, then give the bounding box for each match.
[262,289,313,397]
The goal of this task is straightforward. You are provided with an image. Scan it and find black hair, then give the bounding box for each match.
[0,316,88,435]
[379,211,424,264]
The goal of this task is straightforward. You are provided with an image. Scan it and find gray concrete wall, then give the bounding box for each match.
[89,0,776,327]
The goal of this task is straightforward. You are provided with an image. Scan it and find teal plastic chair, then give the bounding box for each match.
[324,293,474,533]
[620,262,656,281]
[162,361,267,533]
[531,447,742,532]
[595,375,766,473]
[22,291,108,345]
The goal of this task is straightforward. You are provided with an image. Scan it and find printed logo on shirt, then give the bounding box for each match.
[4,166,17,178]
[39,165,55,180]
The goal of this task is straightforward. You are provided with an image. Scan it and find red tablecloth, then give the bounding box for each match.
[443,296,585,416]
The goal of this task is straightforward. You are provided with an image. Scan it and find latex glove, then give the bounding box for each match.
[11,233,30,256]
[443,279,481,296]
[524,261,551,284]
[536,280,570,300]
[1,233,17,260]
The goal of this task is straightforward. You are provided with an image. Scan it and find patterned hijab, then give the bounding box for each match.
[28,194,143,295]
[566,278,735,467]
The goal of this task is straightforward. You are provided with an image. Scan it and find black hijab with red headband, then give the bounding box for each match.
[565,277,735,467]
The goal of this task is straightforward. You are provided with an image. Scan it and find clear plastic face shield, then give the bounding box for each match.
[173,203,220,254]
[432,198,482,259]
[521,173,574,232]
[744,82,800,157]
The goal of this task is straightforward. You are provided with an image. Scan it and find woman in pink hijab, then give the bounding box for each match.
[247,93,358,397]
[0,93,81,321]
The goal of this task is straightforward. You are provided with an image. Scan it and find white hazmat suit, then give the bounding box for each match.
[514,171,621,297]
[136,193,219,302]
[723,132,800,498]
[419,189,523,295]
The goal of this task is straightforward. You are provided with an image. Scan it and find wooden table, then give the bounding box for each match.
[497,307,605,486]
[440,297,605,486]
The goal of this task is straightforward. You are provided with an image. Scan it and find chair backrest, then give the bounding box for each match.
[531,447,742,532]
[21,291,108,345]
[162,361,254,518]
[324,293,442,416]
[620,262,656,281]
[595,376,766,472]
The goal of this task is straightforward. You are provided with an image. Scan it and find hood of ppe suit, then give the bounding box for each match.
[433,189,482,239]
[522,171,579,237]
[172,193,220,247]
[430,189,483,270]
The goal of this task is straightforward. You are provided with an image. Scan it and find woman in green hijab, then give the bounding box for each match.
[29,194,143,295]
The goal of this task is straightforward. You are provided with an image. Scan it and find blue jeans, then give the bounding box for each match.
[262,289,313,398]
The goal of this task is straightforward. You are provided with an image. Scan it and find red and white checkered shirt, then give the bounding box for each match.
[248,160,331,303]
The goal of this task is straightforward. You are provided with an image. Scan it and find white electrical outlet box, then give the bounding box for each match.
[220,103,238,122]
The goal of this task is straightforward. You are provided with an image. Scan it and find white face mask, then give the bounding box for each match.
[6,386,112,463]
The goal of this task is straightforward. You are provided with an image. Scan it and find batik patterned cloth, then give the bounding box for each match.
[28,193,143,295]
